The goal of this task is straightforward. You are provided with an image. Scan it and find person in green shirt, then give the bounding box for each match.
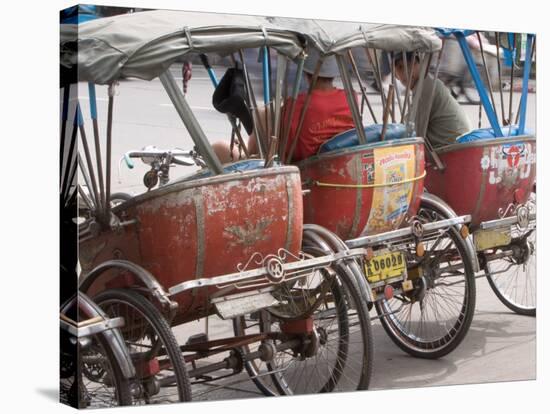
[394,52,471,148]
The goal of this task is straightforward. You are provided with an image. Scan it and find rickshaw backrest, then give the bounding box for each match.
[318,123,408,154]
[456,125,534,143]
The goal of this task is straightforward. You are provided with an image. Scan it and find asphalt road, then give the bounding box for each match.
[71,64,536,402]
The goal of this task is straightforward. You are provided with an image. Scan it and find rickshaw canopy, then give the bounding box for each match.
[269,17,442,55]
[60,9,307,84]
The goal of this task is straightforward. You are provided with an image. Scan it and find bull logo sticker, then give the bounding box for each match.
[480,142,535,186]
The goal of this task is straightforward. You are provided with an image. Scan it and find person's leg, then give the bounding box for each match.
[211,141,240,164]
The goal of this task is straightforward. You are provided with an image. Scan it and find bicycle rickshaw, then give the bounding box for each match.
[423,29,536,315]
[60,9,375,405]
[264,19,479,359]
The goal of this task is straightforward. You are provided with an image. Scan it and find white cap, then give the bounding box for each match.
[303,48,339,78]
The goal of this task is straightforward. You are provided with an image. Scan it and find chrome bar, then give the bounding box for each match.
[479,213,536,231]
[168,248,368,296]
[346,215,471,249]
[159,70,223,174]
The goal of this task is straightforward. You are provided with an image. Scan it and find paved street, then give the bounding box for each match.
[72,63,536,401]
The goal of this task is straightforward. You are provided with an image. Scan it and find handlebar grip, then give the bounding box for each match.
[124,153,135,169]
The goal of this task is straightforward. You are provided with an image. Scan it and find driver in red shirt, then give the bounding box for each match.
[212,49,355,163]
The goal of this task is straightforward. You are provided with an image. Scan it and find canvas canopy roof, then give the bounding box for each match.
[270,17,442,55]
[60,10,307,84]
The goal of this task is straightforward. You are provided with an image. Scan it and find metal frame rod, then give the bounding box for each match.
[417,40,446,139]
[418,47,447,171]
[401,50,414,123]
[273,53,287,143]
[61,109,78,199]
[514,38,536,125]
[380,85,394,141]
[455,32,503,136]
[366,48,386,113]
[476,32,498,117]
[88,83,105,215]
[390,52,403,120]
[78,153,98,210]
[336,54,367,145]
[518,34,534,135]
[262,47,272,143]
[280,54,305,162]
[159,71,224,174]
[508,33,516,126]
[199,55,249,158]
[63,155,78,206]
[405,52,429,137]
[77,184,94,212]
[77,105,101,215]
[286,57,323,163]
[238,49,267,158]
[60,85,70,177]
[495,33,506,124]
[347,49,377,123]
[105,84,115,217]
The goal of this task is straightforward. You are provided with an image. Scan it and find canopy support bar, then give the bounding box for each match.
[280,54,305,162]
[347,50,377,123]
[159,70,224,174]
[455,32,503,136]
[273,54,287,145]
[336,54,367,145]
[495,33,506,125]
[401,51,414,124]
[88,83,106,215]
[78,104,101,216]
[476,32,498,120]
[199,55,249,158]
[508,33,516,126]
[286,57,323,163]
[390,53,403,121]
[518,34,534,135]
[238,50,267,159]
[365,48,386,114]
[61,106,78,201]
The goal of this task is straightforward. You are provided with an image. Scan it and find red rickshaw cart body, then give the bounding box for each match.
[298,138,426,240]
[80,166,303,324]
[425,136,536,227]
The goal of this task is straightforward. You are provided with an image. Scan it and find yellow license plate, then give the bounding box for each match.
[474,229,512,251]
[365,251,406,283]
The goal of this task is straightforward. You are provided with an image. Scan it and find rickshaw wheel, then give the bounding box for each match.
[485,191,536,316]
[234,248,373,395]
[94,288,192,403]
[60,324,133,407]
[375,200,476,359]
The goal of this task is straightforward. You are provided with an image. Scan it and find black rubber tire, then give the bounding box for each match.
[485,191,536,316]
[94,289,192,403]
[234,247,373,395]
[485,250,536,316]
[375,200,476,359]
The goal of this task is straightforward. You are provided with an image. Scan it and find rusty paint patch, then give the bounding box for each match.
[79,241,107,272]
